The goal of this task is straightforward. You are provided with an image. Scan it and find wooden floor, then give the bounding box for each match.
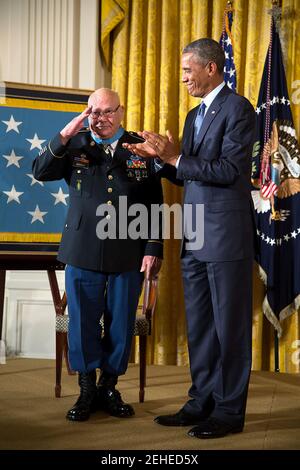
[0,358,299,450]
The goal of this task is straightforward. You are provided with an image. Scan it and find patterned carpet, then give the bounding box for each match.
[0,358,299,450]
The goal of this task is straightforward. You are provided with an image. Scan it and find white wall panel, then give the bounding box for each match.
[18,300,55,358]
[0,0,110,89]
[2,271,65,358]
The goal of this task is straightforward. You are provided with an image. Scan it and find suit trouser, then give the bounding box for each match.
[65,265,143,374]
[181,250,253,427]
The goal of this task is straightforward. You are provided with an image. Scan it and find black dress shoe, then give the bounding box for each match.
[188,417,243,439]
[154,409,206,427]
[97,386,134,418]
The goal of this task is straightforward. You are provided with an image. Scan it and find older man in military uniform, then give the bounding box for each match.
[33,88,172,422]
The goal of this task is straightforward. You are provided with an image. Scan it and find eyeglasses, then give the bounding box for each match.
[90,105,120,119]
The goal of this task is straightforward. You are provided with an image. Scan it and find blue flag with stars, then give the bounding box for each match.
[220,5,236,92]
[0,83,88,252]
[251,16,300,336]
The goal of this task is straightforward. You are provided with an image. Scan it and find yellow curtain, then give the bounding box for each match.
[101,0,300,372]
[101,0,127,66]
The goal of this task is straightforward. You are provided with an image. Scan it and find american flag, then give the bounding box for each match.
[0,83,88,251]
[220,4,236,92]
[251,14,300,335]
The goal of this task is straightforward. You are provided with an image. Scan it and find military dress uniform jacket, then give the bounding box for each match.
[32,130,169,273]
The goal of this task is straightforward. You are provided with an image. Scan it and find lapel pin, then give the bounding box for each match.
[211,110,216,114]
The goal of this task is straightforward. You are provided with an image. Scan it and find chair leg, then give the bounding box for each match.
[63,333,75,375]
[0,270,6,343]
[139,335,147,403]
[55,331,64,398]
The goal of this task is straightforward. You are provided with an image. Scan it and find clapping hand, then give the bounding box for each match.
[122,134,158,158]
[123,130,179,166]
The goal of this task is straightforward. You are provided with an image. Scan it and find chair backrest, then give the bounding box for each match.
[132,277,158,336]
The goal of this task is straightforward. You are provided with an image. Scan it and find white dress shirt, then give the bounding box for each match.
[175,81,226,168]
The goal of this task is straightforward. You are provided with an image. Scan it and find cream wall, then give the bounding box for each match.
[0,0,111,360]
[0,0,110,89]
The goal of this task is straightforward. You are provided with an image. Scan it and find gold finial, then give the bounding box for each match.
[225,1,233,14]
[268,0,282,31]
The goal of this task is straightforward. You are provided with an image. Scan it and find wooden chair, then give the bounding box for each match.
[49,275,158,403]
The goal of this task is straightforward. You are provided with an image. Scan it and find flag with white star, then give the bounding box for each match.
[0,83,88,252]
[220,5,236,92]
[251,15,300,335]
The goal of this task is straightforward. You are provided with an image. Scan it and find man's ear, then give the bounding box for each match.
[207,61,218,77]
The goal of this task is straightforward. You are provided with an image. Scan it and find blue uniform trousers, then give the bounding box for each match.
[65,265,143,374]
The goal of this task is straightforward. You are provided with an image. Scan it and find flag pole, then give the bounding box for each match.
[219,1,237,92]
[253,0,298,373]
[271,0,281,373]
[274,331,280,372]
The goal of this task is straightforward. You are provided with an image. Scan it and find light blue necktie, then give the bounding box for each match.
[193,102,206,145]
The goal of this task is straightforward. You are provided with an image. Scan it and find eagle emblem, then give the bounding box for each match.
[251,119,300,221]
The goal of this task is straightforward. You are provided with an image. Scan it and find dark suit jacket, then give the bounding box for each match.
[32,130,174,272]
[177,85,256,262]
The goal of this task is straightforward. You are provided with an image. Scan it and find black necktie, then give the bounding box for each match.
[103,144,112,159]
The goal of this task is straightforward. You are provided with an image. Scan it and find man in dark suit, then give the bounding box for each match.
[33,88,171,422]
[124,38,256,438]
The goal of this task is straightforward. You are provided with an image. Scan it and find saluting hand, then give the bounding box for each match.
[60,106,92,145]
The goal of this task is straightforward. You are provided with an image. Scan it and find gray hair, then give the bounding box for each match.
[183,38,225,74]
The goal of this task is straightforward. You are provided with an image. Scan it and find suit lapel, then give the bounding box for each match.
[184,111,196,156]
[192,103,221,153]
[191,85,232,155]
